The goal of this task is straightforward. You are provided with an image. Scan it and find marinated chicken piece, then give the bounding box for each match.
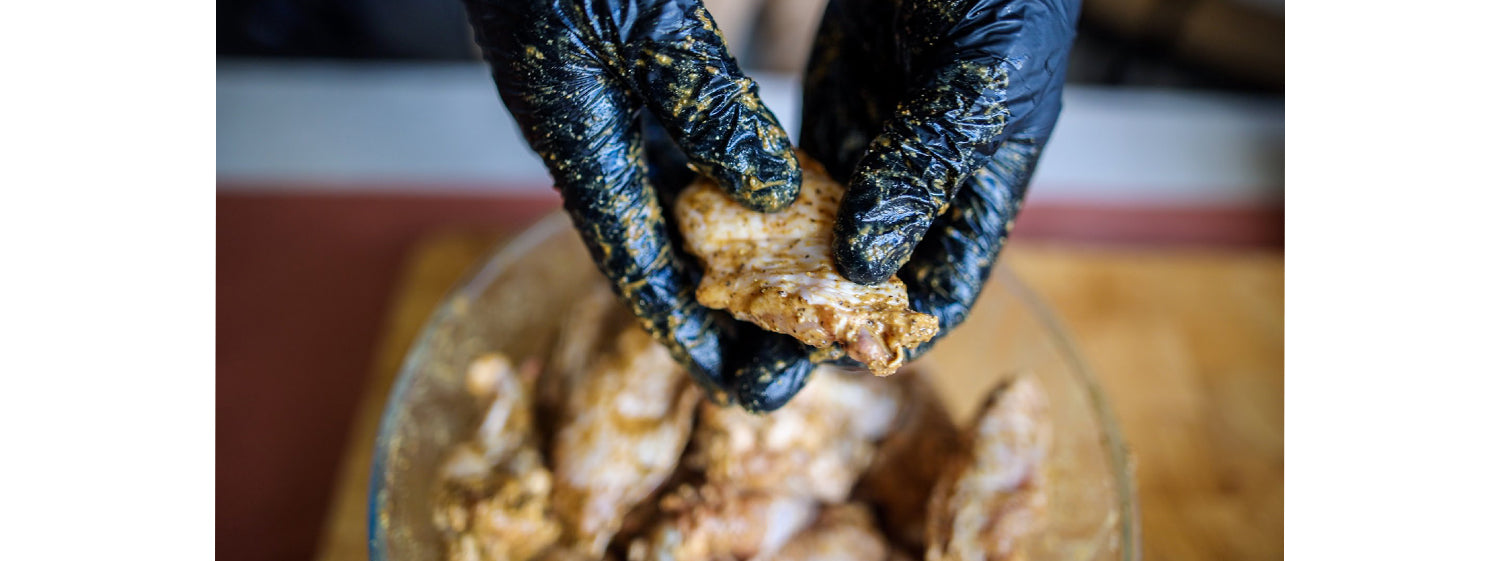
[609,485,671,553]
[626,484,818,561]
[533,548,612,561]
[538,282,635,433]
[925,376,1051,561]
[610,461,701,553]
[435,354,563,561]
[674,151,939,375]
[889,551,920,561]
[551,326,703,557]
[855,369,965,550]
[437,461,561,561]
[689,366,901,502]
[774,503,891,561]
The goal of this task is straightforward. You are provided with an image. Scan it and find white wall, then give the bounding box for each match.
[218,60,1283,206]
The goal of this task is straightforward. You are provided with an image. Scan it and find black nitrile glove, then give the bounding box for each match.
[461,0,802,402]
[735,0,1081,412]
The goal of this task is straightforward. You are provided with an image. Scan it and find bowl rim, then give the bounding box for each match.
[367,211,1141,561]
[997,266,1141,560]
[367,213,569,560]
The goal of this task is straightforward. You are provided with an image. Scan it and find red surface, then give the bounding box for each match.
[215,190,1280,561]
[216,192,558,561]
[1015,202,1284,248]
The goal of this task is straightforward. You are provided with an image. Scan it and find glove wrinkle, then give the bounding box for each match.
[465,0,1076,410]
[731,0,1076,410]
[464,0,806,398]
[733,331,817,413]
[621,1,802,213]
[899,136,1039,360]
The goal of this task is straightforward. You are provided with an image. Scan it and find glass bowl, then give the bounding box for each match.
[369,211,1139,561]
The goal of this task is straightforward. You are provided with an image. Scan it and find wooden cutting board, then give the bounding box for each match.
[313,231,1284,561]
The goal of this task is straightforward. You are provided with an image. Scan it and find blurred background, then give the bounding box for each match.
[217,1,1283,560]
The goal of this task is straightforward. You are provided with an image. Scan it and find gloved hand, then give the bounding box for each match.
[460,0,803,402]
[734,0,1081,411]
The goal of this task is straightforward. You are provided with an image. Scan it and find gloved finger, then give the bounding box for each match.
[731,330,816,413]
[621,0,802,213]
[831,0,1078,285]
[799,0,903,182]
[640,111,700,280]
[640,111,695,204]
[730,132,1050,407]
[830,58,1013,285]
[559,122,736,399]
[463,0,735,398]
[898,135,1043,360]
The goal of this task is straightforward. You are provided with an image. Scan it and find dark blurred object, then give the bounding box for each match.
[218,0,476,59]
[1068,0,1284,93]
[217,0,1282,95]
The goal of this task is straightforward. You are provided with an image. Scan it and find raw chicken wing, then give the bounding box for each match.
[689,366,902,502]
[774,503,891,561]
[924,376,1051,561]
[551,326,702,556]
[434,354,563,561]
[626,483,818,561]
[675,151,938,375]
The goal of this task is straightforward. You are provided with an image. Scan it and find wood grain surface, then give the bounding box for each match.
[313,232,1284,561]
